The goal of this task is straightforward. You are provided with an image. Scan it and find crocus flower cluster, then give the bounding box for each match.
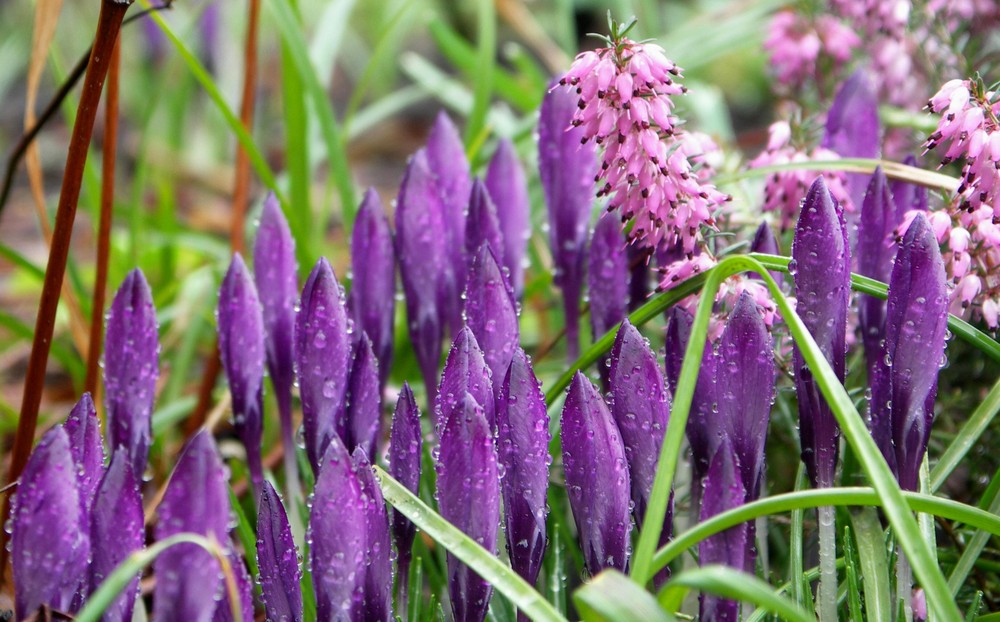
[763,10,859,94]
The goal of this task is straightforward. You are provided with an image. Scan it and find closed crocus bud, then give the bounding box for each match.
[11,427,89,619]
[496,348,550,590]
[891,155,928,215]
[436,393,500,622]
[465,244,519,395]
[212,551,254,622]
[589,215,630,388]
[218,253,266,493]
[485,139,530,298]
[89,448,144,622]
[435,327,494,432]
[349,188,396,387]
[465,179,504,267]
[871,213,949,491]
[858,168,896,379]
[345,333,382,457]
[257,481,303,622]
[749,221,783,286]
[296,258,351,475]
[310,436,368,621]
[561,372,632,575]
[822,69,880,207]
[396,150,450,403]
[389,383,421,607]
[253,194,299,463]
[64,393,104,513]
[353,449,393,622]
[104,268,159,480]
[793,177,850,488]
[539,83,598,360]
[154,431,230,622]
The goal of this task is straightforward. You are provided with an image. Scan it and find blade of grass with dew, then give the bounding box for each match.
[656,566,817,622]
[850,508,891,622]
[790,466,809,611]
[929,375,1000,492]
[573,570,677,622]
[745,559,848,622]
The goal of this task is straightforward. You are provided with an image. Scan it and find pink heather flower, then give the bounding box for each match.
[764,10,859,92]
[560,34,731,254]
[829,0,910,36]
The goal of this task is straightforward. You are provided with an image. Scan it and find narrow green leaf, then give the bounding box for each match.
[228,487,260,582]
[657,566,817,622]
[843,525,865,622]
[465,0,496,148]
[947,471,1000,595]
[573,570,676,622]
[929,375,1000,492]
[850,508,891,622]
[789,466,809,611]
[965,591,984,621]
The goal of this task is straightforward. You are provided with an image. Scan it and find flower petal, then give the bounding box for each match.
[64,392,104,512]
[822,69,880,206]
[389,383,422,598]
[485,139,530,298]
[465,244,519,394]
[465,179,504,270]
[353,449,394,622]
[345,332,382,457]
[434,326,495,432]
[589,215,630,388]
[257,481,303,622]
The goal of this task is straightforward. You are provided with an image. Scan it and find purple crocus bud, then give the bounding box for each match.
[561,372,632,575]
[871,213,948,491]
[426,112,472,334]
[349,188,396,387]
[436,393,500,622]
[11,427,89,619]
[345,332,382,457]
[353,449,394,622]
[465,244,519,394]
[485,138,530,298]
[891,155,928,215]
[822,69,880,208]
[90,448,144,622]
[496,348,550,589]
[749,221,783,286]
[465,179,504,266]
[154,431,230,622]
[435,326,494,432]
[104,268,159,480]
[858,168,896,378]
[396,150,450,403]
[626,244,651,312]
[310,435,368,620]
[793,177,850,488]
[64,392,104,512]
[389,383,421,607]
[254,194,299,464]
[588,215,630,388]
[257,481,303,622]
[296,257,351,475]
[218,253,266,493]
[212,551,254,622]
[698,437,749,622]
[539,84,598,360]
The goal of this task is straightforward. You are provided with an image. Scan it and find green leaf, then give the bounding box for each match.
[657,566,817,622]
[948,467,1000,595]
[843,525,866,622]
[929,375,1000,492]
[850,508,891,622]
[573,570,676,622]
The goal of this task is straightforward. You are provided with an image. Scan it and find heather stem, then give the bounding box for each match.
[817,504,838,622]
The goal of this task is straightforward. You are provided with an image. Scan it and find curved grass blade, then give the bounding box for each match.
[573,570,676,622]
[849,508,890,622]
[657,566,816,622]
[714,158,958,193]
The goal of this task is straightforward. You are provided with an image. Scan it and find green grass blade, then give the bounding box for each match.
[929,375,1000,492]
[789,466,809,611]
[843,525,865,622]
[228,487,260,581]
[850,508,891,622]
[573,570,676,622]
[464,0,496,148]
[947,470,1000,595]
[657,566,817,622]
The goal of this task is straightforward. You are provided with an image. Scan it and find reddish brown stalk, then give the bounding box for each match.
[84,36,121,399]
[2,0,132,584]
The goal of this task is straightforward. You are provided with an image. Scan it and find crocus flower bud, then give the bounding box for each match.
[345,333,381,457]
[436,393,500,622]
[539,84,598,360]
[64,393,104,513]
[561,372,632,575]
[104,268,159,480]
[353,449,394,622]
[496,348,550,589]
[465,179,504,267]
[389,384,421,605]
[89,448,144,622]
[257,481,303,622]
[749,221,783,286]
[218,253,266,493]
[11,427,89,619]
[212,551,254,622]
[465,244,519,395]
[822,69,880,207]
[485,139,530,298]
[435,327,494,432]
[890,155,928,215]
[154,431,230,622]
[858,168,896,378]
[349,188,396,387]
[588,215,629,389]
[793,177,850,488]
[296,258,351,475]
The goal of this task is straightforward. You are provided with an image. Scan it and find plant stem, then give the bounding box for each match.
[817,504,838,622]
[898,550,913,622]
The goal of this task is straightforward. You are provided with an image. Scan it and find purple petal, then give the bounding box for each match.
[858,168,896,378]
[396,149,450,402]
[212,551,254,622]
[104,268,159,480]
[822,69,880,207]
[253,193,298,449]
[345,332,382,457]
[389,383,421,598]
[64,392,104,512]
[89,448,144,622]
[309,436,368,621]
[257,481,303,622]
[154,431,230,622]
[436,393,500,622]
[485,139,530,298]
[11,427,89,619]
[793,177,850,488]
[218,253,266,491]
[349,188,396,387]
[353,449,394,622]
[296,257,351,475]
[496,348,550,587]
[434,326,494,432]
[561,372,632,574]
[626,244,651,312]
[466,179,504,268]
[539,84,598,360]
[891,155,928,217]
[749,221,783,286]
[589,215,630,387]
[465,244,519,395]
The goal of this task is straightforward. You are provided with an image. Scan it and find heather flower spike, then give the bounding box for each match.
[434,326,494,432]
[296,257,351,475]
[561,372,632,575]
[345,332,382,457]
[11,427,90,619]
[465,179,504,266]
[257,481,303,622]
[396,149,450,403]
[465,244,519,394]
[588,215,630,388]
[485,138,530,298]
[822,69,881,207]
[154,431,230,622]
[389,383,422,609]
[89,448,144,622]
[64,392,104,512]
[496,348,550,590]
[349,188,396,387]
[218,253,266,493]
[858,168,897,379]
[539,83,597,360]
[352,449,394,622]
[104,268,159,480]
[436,393,500,622]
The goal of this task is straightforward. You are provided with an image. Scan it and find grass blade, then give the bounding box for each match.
[850,508,891,622]
[574,570,676,622]
[929,375,1000,492]
[657,566,817,622]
